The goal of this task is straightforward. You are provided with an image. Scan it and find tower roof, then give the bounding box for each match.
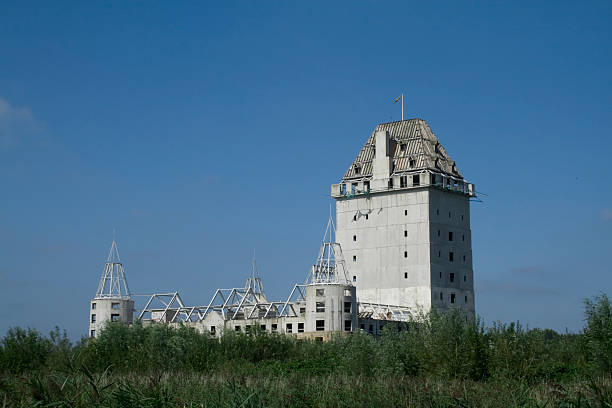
[342,119,462,181]
[95,240,131,299]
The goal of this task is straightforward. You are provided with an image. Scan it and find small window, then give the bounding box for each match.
[449,252,454,262]
[464,275,467,282]
[353,276,357,282]
[90,330,95,337]
[388,178,394,189]
[438,251,441,258]
[369,324,374,333]
[91,303,96,310]
[400,143,407,152]
[413,174,420,186]
[271,324,278,332]
[450,273,455,283]
[450,293,456,304]
[286,323,293,333]
[298,323,304,333]
[353,235,357,241]
[235,326,241,332]
[463,255,466,263]
[364,180,370,191]
[449,211,452,219]
[315,336,324,342]
[344,289,352,297]
[111,314,120,322]
[360,324,365,330]
[344,302,351,313]
[246,325,253,333]
[437,230,441,237]
[404,230,407,237]
[352,255,357,262]
[439,272,442,279]
[316,289,325,297]
[465,295,468,303]
[351,182,358,193]
[210,326,216,334]
[448,232,453,241]
[461,215,464,221]
[300,307,306,314]
[91,314,96,323]
[316,320,325,331]
[400,176,407,188]
[462,234,465,242]
[404,209,408,216]
[316,302,325,313]
[344,320,352,332]
[404,251,408,258]
[404,272,408,279]
[261,324,267,331]
[353,215,357,221]
[436,209,440,215]
[440,292,443,301]
[354,165,361,175]
[431,174,437,185]
[111,302,120,309]
[365,214,369,220]
[409,159,415,168]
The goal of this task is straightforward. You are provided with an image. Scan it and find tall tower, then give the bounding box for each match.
[88,239,134,337]
[331,119,476,316]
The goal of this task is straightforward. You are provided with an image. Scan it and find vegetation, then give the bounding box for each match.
[0,294,610,407]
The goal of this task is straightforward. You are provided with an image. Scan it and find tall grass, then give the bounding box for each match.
[0,293,610,407]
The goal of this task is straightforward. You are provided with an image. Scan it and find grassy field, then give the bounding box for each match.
[0,294,610,407]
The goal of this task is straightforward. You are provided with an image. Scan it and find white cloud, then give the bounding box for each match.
[601,209,612,222]
[0,97,41,148]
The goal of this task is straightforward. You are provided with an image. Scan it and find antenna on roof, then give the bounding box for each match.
[394,93,404,120]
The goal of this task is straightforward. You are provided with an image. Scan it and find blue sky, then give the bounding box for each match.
[0,1,610,339]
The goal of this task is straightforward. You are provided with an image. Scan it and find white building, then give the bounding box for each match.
[89,240,134,338]
[331,119,476,316]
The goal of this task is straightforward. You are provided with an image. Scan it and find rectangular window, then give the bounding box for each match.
[111,302,120,309]
[369,324,374,333]
[388,178,394,189]
[235,326,241,332]
[448,232,453,241]
[438,251,441,258]
[298,322,304,333]
[409,159,415,167]
[344,301,351,313]
[413,174,420,186]
[352,255,357,262]
[344,289,352,297]
[437,230,441,237]
[261,324,266,331]
[286,323,293,333]
[400,176,407,188]
[404,272,408,279]
[91,303,96,310]
[463,255,466,263]
[449,252,454,262]
[316,289,325,297]
[316,320,325,331]
[404,209,408,216]
[353,235,357,241]
[352,276,357,282]
[404,230,407,237]
[245,325,253,334]
[400,143,407,152]
[450,273,455,283]
[465,295,468,303]
[464,275,467,282]
[440,292,443,301]
[365,214,369,220]
[316,302,325,313]
[431,174,437,185]
[271,324,278,332]
[351,182,357,194]
[364,181,370,191]
[210,326,216,334]
[450,293,456,304]
[462,234,465,242]
[344,320,352,332]
[300,307,306,314]
[111,314,120,322]
[90,330,95,337]
[404,251,408,258]
[439,272,442,279]
[91,314,96,323]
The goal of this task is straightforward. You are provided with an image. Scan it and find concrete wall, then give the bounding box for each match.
[335,186,475,315]
[89,298,134,338]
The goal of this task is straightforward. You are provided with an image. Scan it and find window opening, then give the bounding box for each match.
[404,272,408,279]
[344,320,352,332]
[111,314,120,322]
[91,314,96,323]
[298,323,304,333]
[450,293,456,304]
[316,320,325,331]
[90,330,95,337]
[449,252,454,262]
[450,273,455,283]
[111,302,120,309]
[352,255,357,262]
[448,231,453,241]
[316,302,325,313]
[413,174,420,186]
[316,289,324,297]
[400,176,407,188]
[344,302,351,313]
[91,303,96,310]
[286,323,293,333]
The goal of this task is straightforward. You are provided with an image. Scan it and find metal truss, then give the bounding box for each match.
[307,213,351,285]
[95,239,131,299]
[358,302,416,322]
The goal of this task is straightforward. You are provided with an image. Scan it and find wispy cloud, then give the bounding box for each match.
[601,208,612,222]
[0,97,42,148]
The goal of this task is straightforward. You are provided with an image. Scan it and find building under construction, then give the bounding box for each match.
[89,119,476,339]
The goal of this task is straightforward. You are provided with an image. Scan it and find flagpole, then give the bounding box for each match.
[401,93,404,120]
